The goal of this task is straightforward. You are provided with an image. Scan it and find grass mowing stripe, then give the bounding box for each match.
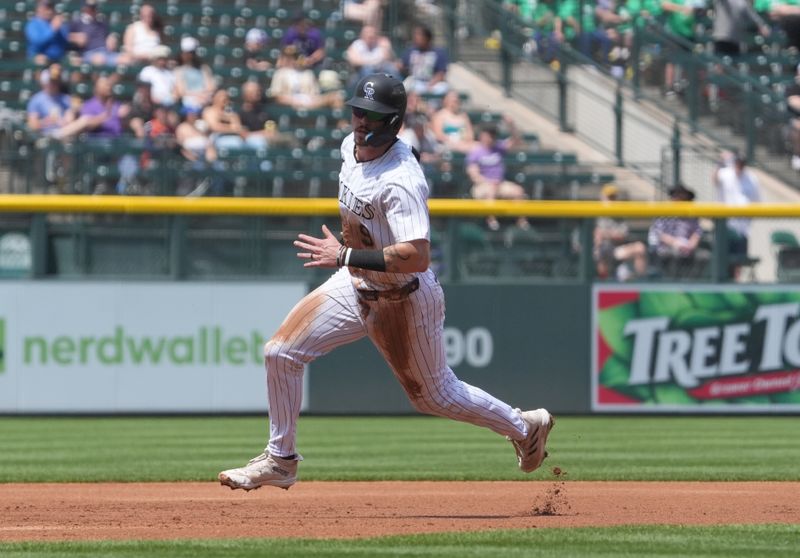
[0,525,798,557]
[0,417,798,482]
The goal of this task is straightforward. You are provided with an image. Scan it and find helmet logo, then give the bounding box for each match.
[363,81,375,101]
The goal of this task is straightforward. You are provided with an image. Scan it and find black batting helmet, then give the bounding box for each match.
[346,74,407,146]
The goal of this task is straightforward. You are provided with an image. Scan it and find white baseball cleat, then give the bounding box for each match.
[509,408,554,473]
[218,452,302,491]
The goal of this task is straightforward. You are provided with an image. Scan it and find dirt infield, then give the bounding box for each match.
[1,480,798,541]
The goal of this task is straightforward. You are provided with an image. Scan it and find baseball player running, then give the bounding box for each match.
[218,74,554,491]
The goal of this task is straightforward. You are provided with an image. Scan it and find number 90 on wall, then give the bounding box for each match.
[443,327,493,368]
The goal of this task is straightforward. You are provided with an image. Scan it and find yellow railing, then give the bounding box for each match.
[1,195,800,218]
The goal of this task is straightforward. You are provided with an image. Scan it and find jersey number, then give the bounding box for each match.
[358,224,374,247]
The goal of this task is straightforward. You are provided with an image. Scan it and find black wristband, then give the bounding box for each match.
[346,248,387,272]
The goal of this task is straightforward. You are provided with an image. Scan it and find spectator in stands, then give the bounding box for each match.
[528,0,562,64]
[128,80,156,139]
[786,64,800,171]
[648,184,703,266]
[345,25,398,84]
[138,45,176,107]
[75,76,138,193]
[175,106,222,196]
[25,0,69,64]
[78,76,130,138]
[202,88,250,151]
[430,90,476,153]
[713,152,761,277]
[122,3,163,63]
[68,0,130,66]
[137,103,177,186]
[49,76,120,140]
[504,0,536,20]
[712,0,771,58]
[244,28,272,72]
[466,120,530,231]
[281,12,326,69]
[26,64,74,136]
[661,0,696,94]
[404,90,433,122]
[343,0,384,28]
[268,46,344,110]
[238,81,283,149]
[758,0,800,50]
[596,0,631,76]
[593,184,648,280]
[556,0,612,63]
[174,37,216,111]
[610,0,662,77]
[399,24,450,95]
[399,112,442,180]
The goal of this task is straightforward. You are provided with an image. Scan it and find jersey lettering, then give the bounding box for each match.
[339,182,375,220]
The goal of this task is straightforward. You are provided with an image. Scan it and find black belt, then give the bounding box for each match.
[357,277,420,301]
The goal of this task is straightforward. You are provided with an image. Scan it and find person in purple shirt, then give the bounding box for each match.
[466,120,529,230]
[280,12,326,69]
[81,76,139,193]
[69,0,131,66]
[648,184,703,258]
[78,76,130,138]
[647,184,708,277]
[400,24,449,95]
[25,0,70,63]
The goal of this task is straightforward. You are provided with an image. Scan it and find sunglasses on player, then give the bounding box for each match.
[351,106,388,122]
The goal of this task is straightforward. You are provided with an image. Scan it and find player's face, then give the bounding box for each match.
[351,107,389,146]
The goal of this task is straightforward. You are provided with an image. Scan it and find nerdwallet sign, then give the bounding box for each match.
[0,282,305,413]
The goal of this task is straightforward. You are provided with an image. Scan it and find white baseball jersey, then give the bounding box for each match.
[261,132,529,460]
[338,133,431,290]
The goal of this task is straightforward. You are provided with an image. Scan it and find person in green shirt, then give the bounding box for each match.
[534,0,562,61]
[556,0,613,62]
[660,0,696,94]
[607,0,663,75]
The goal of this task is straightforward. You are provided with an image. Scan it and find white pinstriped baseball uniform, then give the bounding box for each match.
[264,133,529,458]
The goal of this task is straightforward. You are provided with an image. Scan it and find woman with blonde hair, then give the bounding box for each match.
[430,90,475,153]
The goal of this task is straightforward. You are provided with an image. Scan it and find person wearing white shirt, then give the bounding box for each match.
[137,45,176,106]
[714,152,761,277]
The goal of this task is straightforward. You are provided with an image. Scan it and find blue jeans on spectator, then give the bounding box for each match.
[579,29,612,63]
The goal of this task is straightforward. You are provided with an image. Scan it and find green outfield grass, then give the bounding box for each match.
[1,525,799,558]
[0,416,798,482]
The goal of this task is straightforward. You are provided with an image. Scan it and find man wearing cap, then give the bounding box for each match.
[69,0,131,66]
[138,45,176,106]
[245,28,272,72]
[26,64,72,135]
[648,184,705,276]
[175,37,215,111]
[25,0,70,64]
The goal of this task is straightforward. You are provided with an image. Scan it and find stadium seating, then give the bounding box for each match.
[0,0,616,211]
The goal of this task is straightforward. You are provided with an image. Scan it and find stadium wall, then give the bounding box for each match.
[0,281,591,414]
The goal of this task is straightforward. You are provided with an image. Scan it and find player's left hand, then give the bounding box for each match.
[294,224,342,268]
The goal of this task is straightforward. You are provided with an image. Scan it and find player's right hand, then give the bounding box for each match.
[294,224,342,268]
